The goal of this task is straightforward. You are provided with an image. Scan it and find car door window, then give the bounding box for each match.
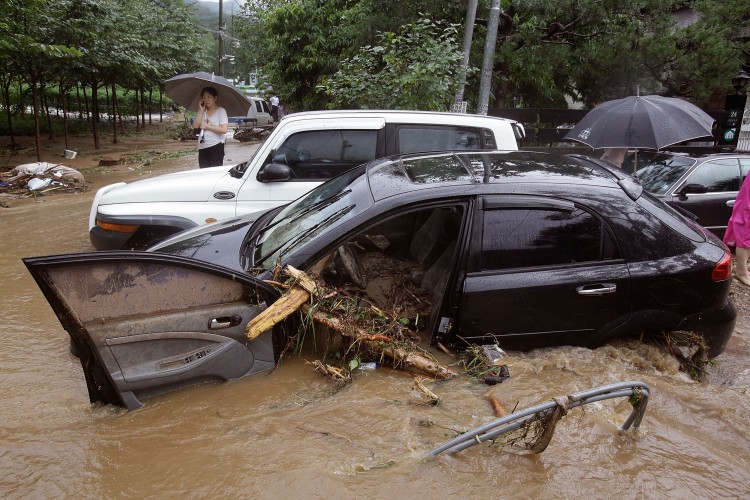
[479,206,617,270]
[740,158,750,183]
[270,130,378,180]
[683,159,740,192]
[255,101,263,113]
[397,126,483,154]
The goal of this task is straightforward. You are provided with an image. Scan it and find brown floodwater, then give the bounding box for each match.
[2,146,749,498]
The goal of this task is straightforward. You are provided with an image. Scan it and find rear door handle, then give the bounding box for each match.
[727,199,735,208]
[209,315,242,329]
[576,283,617,296]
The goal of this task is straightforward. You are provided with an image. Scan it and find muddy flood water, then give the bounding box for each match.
[2,141,749,498]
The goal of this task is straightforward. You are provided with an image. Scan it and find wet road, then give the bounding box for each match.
[1,143,749,497]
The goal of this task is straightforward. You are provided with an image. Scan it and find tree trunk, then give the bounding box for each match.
[112,81,118,144]
[41,81,53,140]
[2,79,15,145]
[140,86,146,129]
[90,77,100,150]
[60,82,69,150]
[148,87,153,125]
[31,74,42,162]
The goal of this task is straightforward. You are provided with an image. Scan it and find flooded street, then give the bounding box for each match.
[2,142,749,498]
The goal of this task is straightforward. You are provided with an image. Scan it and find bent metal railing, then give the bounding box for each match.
[427,381,650,457]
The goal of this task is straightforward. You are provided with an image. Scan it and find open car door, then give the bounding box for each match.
[24,252,280,410]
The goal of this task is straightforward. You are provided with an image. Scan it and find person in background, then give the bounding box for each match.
[193,86,228,168]
[270,94,280,122]
[600,147,628,167]
[725,174,750,286]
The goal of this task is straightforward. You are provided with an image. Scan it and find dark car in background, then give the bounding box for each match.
[25,151,736,409]
[628,152,750,239]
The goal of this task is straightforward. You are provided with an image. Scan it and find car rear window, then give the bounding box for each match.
[637,191,705,242]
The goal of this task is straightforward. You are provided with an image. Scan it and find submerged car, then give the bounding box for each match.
[628,151,750,239]
[25,151,736,409]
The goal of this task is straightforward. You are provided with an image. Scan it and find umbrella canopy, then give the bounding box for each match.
[564,95,715,150]
[164,72,251,116]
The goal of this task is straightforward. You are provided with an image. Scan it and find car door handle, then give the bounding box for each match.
[727,199,735,208]
[208,315,243,330]
[576,283,617,296]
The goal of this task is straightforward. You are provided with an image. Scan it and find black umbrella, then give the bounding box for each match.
[564,95,715,150]
[164,72,251,116]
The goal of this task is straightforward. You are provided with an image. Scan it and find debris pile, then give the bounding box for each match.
[249,261,459,383]
[0,162,86,197]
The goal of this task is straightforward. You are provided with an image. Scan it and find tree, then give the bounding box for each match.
[321,19,465,110]
[2,0,81,159]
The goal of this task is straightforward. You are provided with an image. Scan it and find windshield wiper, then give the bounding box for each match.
[254,205,355,268]
[248,189,352,248]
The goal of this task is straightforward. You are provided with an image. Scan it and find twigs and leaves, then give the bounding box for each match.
[655,330,710,381]
[503,399,569,454]
[461,344,510,385]
[412,376,441,406]
[250,264,458,383]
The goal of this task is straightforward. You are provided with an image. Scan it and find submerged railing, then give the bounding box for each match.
[428,381,650,457]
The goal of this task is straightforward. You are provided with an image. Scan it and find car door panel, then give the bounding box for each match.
[669,159,740,236]
[23,252,279,410]
[459,263,631,349]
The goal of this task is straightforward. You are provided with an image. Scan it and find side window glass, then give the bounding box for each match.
[397,126,481,154]
[483,128,497,149]
[270,130,378,180]
[255,101,262,113]
[740,158,750,184]
[480,207,612,270]
[261,101,270,114]
[684,159,740,192]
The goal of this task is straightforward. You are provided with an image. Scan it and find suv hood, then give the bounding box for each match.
[100,166,241,204]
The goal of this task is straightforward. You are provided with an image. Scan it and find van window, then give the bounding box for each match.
[397,126,484,154]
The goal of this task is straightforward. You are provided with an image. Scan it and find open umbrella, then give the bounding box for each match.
[164,71,251,117]
[564,95,715,150]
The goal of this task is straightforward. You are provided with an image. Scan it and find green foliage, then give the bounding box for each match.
[320,18,464,110]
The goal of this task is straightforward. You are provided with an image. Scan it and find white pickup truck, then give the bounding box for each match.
[89,110,525,249]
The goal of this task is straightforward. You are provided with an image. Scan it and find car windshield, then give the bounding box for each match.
[249,167,368,270]
[631,154,696,194]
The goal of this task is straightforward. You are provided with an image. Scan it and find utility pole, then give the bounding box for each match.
[454,0,478,108]
[477,0,501,115]
[218,0,225,76]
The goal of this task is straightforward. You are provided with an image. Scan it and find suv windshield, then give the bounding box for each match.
[249,167,369,270]
[631,154,696,194]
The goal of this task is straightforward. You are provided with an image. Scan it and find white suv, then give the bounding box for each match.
[89,110,524,249]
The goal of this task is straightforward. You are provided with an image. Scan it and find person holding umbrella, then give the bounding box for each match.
[193,86,228,168]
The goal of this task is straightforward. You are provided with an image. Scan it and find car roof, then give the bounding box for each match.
[642,150,750,161]
[364,150,623,202]
[279,109,520,125]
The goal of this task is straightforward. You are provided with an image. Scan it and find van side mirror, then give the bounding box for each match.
[258,163,293,182]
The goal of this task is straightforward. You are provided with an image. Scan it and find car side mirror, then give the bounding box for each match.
[679,183,709,195]
[258,162,292,182]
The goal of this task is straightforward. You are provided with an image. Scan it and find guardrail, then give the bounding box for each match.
[427,380,650,457]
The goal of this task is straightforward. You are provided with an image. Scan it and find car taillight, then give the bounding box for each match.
[712,250,732,281]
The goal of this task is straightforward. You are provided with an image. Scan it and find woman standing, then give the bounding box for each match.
[193,86,228,168]
[725,174,750,286]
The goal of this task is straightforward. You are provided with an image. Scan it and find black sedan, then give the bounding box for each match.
[25,151,736,409]
[628,151,750,238]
